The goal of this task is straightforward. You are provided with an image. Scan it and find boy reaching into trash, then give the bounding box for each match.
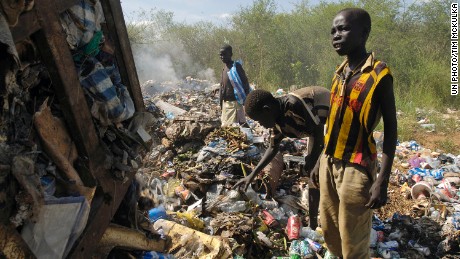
[316,8,397,258]
[218,44,251,126]
[233,86,330,229]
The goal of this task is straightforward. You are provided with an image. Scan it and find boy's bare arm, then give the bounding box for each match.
[366,75,397,209]
[233,132,282,191]
[309,124,325,188]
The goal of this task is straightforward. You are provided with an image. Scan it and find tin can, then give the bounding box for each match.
[286,214,302,240]
[161,168,176,179]
[262,210,278,227]
[174,185,191,201]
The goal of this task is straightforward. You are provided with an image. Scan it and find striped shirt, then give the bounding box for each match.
[324,53,391,166]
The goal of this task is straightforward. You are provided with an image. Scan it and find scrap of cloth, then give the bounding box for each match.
[78,57,134,125]
[227,60,249,105]
[59,0,135,125]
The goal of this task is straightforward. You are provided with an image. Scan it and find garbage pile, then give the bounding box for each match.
[134,81,460,259]
[132,81,321,258]
[369,138,460,258]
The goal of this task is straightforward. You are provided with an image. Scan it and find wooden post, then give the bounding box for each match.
[100,0,145,112]
[31,0,137,257]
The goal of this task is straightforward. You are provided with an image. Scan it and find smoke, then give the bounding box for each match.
[131,38,216,85]
[132,44,179,83]
[197,68,216,82]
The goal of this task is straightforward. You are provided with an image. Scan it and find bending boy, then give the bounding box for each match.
[233,86,330,229]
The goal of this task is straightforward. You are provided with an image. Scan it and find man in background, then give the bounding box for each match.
[219,44,251,126]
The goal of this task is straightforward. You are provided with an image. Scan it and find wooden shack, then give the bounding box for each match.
[0,0,157,257]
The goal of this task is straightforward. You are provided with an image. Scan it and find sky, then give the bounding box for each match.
[120,0,312,24]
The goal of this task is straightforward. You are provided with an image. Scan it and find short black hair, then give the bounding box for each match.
[244,89,277,118]
[339,8,371,34]
[220,44,232,54]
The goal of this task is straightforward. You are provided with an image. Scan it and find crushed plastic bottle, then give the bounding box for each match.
[289,240,314,258]
[430,208,440,221]
[305,238,326,257]
[408,240,430,256]
[219,200,247,213]
[165,112,175,120]
[300,227,324,243]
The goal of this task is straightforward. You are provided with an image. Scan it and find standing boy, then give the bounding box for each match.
[317,8,397,258]
[219,44,251,126]
[233,86,330,229]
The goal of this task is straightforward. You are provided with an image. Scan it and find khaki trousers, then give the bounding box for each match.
[221,101,245,127]
[319,154,376,259]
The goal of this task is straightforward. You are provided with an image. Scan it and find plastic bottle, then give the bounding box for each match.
[306,238,326,257]
[300,227,324,243]
[378,240,399,251]
[256,231,273,247]
[260,199,279,209]
[289,240,314,258]
[430,209,440,220]
[165,112,175,120]
[220,200,247,213]
[245,185,261,204]
[148,205,168,223]
[408,240,430,256]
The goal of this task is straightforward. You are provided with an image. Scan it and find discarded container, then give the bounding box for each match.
[306,238,326,257]
[289,240,314,258]
[378,240,399,251]
[174,185,191,201]
[148,205,168,223]
[286,214,302,240]
[411,181,433,200]
[452,212,460,230]
[256,231,273,247]
[220,201,247,213]
[161,168,176,179]
[240,127,253,142]
[40,175,56,196]
[408,240,430,256]
[143,251,174,259]
[300,227,324,243]
[153,219,231,258]
[261,210,278,227]
[420,123,435,131]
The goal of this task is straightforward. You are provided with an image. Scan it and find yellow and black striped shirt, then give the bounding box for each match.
[324,53,391,166]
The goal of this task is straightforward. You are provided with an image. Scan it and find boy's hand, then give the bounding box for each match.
[310,164,320,188]
[233,175,253,192]
[365,181,388,209]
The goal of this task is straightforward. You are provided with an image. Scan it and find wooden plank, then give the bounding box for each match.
[68,172,135,258]
[100,0,145,112]
[30,1,139,257]
[11,0,80,43]
[31,0,102,186]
